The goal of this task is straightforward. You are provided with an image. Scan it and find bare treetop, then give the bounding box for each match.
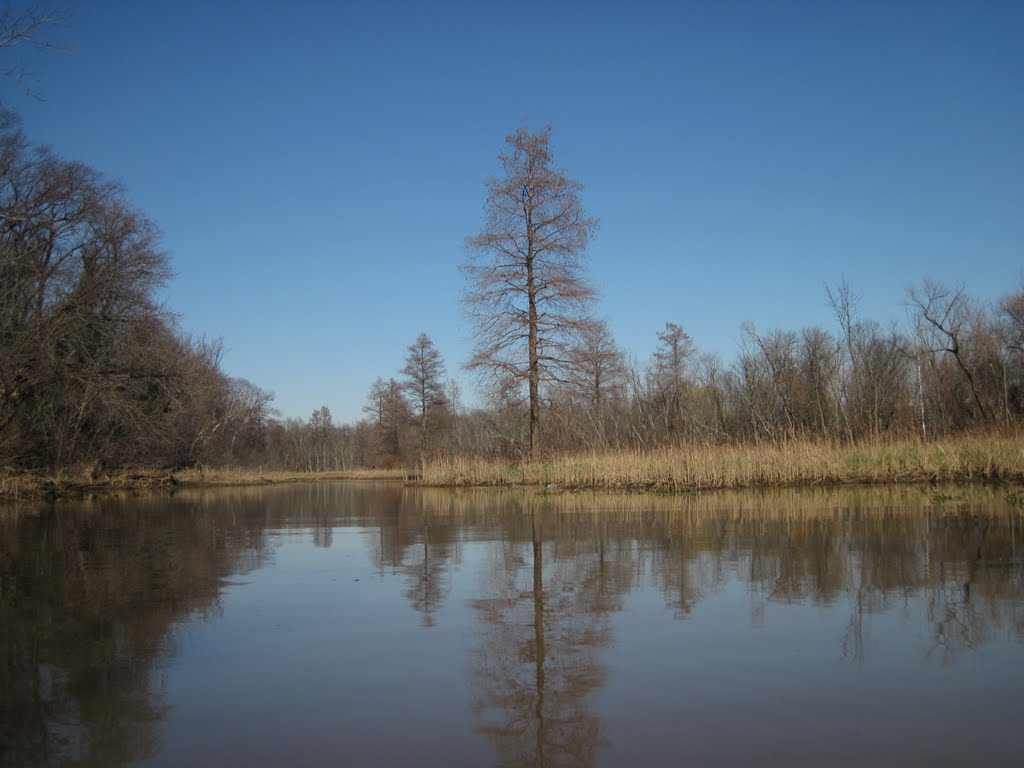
[467,127,597,265]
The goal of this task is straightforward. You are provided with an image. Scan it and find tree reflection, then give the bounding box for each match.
[401,515,455,628]
[921,511,1024,663]
[437,487,1022,675]
[0,494,272,768]
[360,487,458,627]
[470,497,632,767]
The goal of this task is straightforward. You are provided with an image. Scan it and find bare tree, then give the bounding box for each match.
[907,278,992,424]
[308,406,333,472]
[559,319,628,448]
[692,352,732,442]
[1000,282,1024,355]
[202,377,276,465]
[363,377,410,467]
[999,284,1024,422]
[401,332,447,463]
[463,126,598,460]
[649,322,695,439]
[741,323,800,439]
[828,280,909,439]
[798,326,841,437]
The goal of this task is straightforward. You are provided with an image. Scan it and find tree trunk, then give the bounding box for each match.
[527,236,540,460]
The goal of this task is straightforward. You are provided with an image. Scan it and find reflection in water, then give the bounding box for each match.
[471,504,610,767]
[0,494,273,767]
[0,483,1021,766]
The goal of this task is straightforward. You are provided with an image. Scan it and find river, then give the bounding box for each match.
[1,482,1021,767]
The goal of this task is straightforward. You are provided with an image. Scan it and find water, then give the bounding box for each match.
[2,482,1022,767]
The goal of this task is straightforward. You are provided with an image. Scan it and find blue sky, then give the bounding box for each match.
[7,0,1022,423]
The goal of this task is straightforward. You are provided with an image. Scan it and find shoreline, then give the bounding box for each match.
[0,468,412,503]
[4,472,1021,507]
[4,434,1023,503]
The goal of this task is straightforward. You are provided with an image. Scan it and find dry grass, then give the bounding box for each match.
[420,434,1024,491]
[4,435,1021,502]
[171,467,412,487]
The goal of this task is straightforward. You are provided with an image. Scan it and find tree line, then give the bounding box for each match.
[2,115,1020,474]
[273,273,1022,471]
[329,127,1023,467]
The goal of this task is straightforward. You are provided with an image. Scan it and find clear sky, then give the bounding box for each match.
[6,0,1022,424]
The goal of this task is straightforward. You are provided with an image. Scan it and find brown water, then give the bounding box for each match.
[2,483,1022,767]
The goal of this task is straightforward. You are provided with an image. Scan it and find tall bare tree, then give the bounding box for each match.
[463,126,598,460]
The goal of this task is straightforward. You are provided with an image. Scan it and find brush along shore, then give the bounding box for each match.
[420,435,1024,491]
[0,467,411,502]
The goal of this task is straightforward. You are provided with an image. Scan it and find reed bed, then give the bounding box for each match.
[420,434,1024,491]
[4,436,1020,502]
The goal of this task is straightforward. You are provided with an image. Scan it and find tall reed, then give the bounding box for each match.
[420,434,1024,490]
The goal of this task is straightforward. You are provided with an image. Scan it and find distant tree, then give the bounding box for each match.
[463,126,598,460]
[692,352,732,442]
[828,280,908,439]
[214,378,275,464]
[363,378,410,467]
[1002,283,1024,356]
[999,283,1024,420]
[649,322,695,439]
[564,320,628,448]
[364,378,388,431]
[797,326,841,437]
[308,405,333,471]
[907,279,992,425]
[401,332,447,463]
[741,323,799,439]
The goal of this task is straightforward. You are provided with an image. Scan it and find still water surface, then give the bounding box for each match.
[2,482,1022,767]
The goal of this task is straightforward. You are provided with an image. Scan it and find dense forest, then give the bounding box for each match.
[0,115,1020,475]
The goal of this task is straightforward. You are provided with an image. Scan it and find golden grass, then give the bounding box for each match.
[171,467,412,486]
[420,434,1024,491]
